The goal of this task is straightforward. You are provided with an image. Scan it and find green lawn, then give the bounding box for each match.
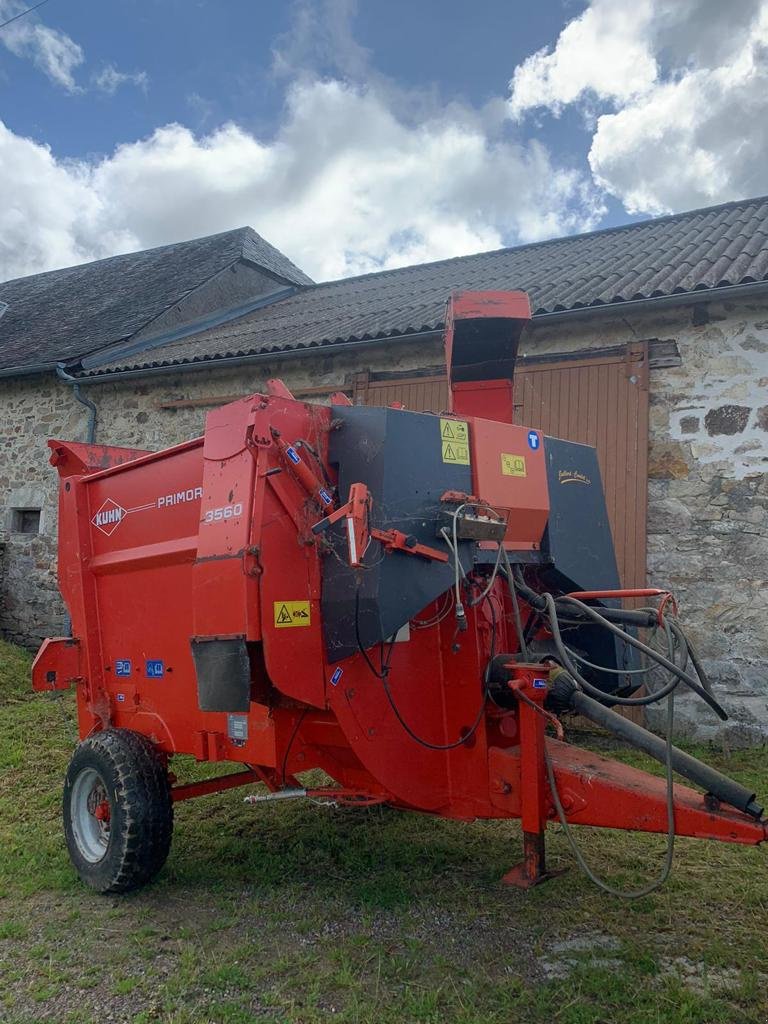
[1,637,767,1024]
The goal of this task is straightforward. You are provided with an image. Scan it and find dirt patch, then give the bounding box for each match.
[537,931,623,980]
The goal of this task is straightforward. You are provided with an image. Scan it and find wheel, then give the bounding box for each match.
[63,729,173,894]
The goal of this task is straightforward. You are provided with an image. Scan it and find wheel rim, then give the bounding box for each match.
[70,767,112,863]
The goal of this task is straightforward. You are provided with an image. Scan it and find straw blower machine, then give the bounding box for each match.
[33,291,767,896]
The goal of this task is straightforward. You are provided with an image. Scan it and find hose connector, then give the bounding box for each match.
[544,665,579,715]
[455,602,468,632]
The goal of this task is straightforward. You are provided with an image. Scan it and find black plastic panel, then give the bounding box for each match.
[322,407,473,663]
[191,637,251,712]
[540,436,638,693]
[541,437,620,593]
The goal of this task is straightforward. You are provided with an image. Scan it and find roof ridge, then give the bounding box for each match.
[0,226,254,289]
[309,193,768,292]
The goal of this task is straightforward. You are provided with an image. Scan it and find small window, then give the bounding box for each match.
[11,508,41,535]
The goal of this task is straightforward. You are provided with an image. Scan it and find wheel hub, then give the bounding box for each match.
[70,768,112,863]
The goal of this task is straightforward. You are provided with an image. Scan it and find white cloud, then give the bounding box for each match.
[0,122,134,279]
[0,80,603,283]
[272,0,371,83]
[93,64,149,95]
[0,0,83,91]
[509,0,659,118]
[590,5,768,213]
[509,0,768,215]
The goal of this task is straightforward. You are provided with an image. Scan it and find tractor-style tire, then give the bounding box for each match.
[63,729,173,894]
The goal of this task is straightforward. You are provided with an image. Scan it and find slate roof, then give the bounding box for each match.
[81,195,768,377]
[0,227,312,373]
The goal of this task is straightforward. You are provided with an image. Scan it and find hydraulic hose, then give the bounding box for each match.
[670,619,714,697]
[558,596,727,719]
[545,691,676,899]
[544,593,682,708]
[543,593,728,719]
[511,571,657,628]
[566,685,762,818]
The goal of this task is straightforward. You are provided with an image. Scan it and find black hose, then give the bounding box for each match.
[501,549,529,659]
[543,593,682,708]
[511,571,657,628]
[545,691,677,898]
[670,619,714,697]
[556,596,727,720]
[356,586,490,751]
[571,688,762,818]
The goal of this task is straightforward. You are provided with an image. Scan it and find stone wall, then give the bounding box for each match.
[1,294,766,741]
[0,376,88,646]
[0,337,441,648]
[528,296,768,744]
[644,303,768,744]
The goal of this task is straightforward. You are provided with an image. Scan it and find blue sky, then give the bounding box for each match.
[1,0,767,282]
[7,2,587,164]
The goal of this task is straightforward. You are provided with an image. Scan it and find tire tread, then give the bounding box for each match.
[63,729,173,894]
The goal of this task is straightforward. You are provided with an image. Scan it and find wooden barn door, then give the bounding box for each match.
[353,372,449,413]
[512,344,649,591]
[354,344,649,590]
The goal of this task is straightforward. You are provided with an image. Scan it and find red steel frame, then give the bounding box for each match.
[32,293,767,887]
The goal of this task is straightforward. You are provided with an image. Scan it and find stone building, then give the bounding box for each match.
[1,196,767,742]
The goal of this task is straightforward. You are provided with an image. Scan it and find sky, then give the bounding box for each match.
[1,0,768,283]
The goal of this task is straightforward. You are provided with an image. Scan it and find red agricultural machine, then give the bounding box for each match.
[34,291,766,896]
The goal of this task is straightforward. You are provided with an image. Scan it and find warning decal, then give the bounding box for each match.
[439,417,470,465]
[501,453,527,477]
[273,601,311,628]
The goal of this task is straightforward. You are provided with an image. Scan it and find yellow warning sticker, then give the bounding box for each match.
[501,453,527,477]
[273,601,311,628]
[440,418,470,465]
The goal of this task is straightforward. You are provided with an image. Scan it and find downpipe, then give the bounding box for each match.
[56,363,97,443]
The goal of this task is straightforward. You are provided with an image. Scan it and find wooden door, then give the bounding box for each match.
[355,344,649,589]
[512,344,649,590]
[354,373,449,413]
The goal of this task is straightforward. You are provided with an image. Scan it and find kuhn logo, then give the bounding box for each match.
[91,498,126,536]
[90,487,204,537]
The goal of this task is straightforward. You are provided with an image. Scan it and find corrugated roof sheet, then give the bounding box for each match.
[82,195,768,377]
[0,227,312,372]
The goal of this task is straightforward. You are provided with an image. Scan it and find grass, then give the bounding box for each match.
[1,636,767,1023]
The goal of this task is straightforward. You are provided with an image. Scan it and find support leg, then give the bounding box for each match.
[501,666,565,888]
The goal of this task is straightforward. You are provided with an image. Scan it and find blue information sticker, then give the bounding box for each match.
[146,660,165,678]
[527,430,540,450]
[286,446,301,465]
[330,667,343,686]
[532,678,548,689]
[116,693,126,703]
[319,488,333,506]
[115,659,132,677]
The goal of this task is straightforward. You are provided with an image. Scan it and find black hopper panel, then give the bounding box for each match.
[322,406,473,663]
[540,436,639,694]
[541,436,620,594]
